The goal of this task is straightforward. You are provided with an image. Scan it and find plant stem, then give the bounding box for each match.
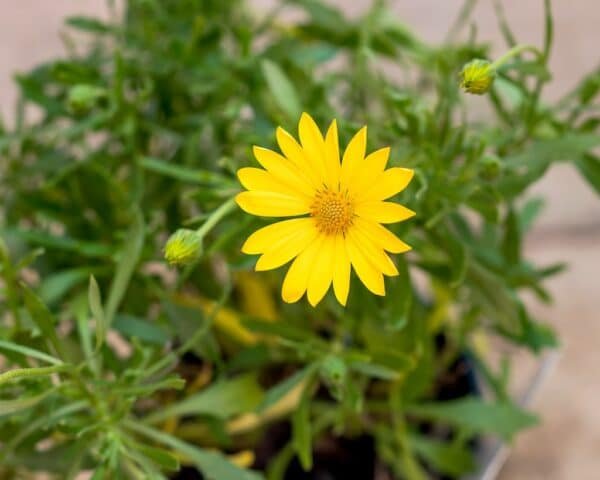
[195,197,237,239]
[490,44,543,71]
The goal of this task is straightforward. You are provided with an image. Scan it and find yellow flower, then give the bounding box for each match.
[236,113,415,307]
[459,59,495,95]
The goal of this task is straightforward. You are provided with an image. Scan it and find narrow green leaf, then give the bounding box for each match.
[407,397,538,441]
[135,444,180,472]
[105,207,145,326]
[145,373,263,424]
[21,282,65,359]
[140,157,234,186]
[261,59,302,119]
[502,207,521,264]
[66,16,111,34]
[0,339,62,366]
[292,389,312,471]
[575,154,600,195]
[113,314,169,345]
[0,391,52,416]
[258,366,314,412]
[125,421,264,480]
[88,275,105,350]
[39,268,99,305]
[409,434,475,477]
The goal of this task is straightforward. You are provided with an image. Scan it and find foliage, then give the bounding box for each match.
[1,0,598,478]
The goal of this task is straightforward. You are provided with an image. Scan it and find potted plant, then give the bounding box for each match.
[1,0,598,478]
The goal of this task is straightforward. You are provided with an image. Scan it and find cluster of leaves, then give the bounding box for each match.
[1,0,599,478]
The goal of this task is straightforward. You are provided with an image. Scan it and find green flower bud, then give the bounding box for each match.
[459,59,495,95]
[319,354,347,400]
[164,229,203,266]
[67,84,106,114]
[479,154,502,181]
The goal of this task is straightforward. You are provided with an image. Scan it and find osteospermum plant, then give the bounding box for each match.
[2,0,597,478]
[236,113,414,306]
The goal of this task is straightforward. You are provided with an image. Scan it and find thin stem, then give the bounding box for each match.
[490,44,543,71]
[195,197,237,239]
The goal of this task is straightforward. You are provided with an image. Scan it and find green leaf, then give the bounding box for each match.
[135,444,180,472]
[292,389,312,471]
[409,434,475,477]
[21,283,65,359]
[0,339,62,366]
[575,154,600,195]
[145,373,264,424]
[518,197,545,232]
[407,397,538,441]
[0,391,52,416]
[39,268,99,305]
[125,421,264,480]
[66,16,111,34]
[502,207,521,265]
[88,275,105,350]
[261,59,302,119]
[2,228,112,257]
[139,157,235,186]
[113,314,169,345]
[258,365,314,412]
[105,207,145,326]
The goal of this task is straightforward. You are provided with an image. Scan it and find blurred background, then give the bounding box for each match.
[1,1,598,479]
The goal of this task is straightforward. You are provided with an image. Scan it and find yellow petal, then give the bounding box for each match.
[332,234,351,306]
[340,126,367,187]
[256,223,318,271]
[281,236,324,303]
[355,201,415,224]
[353,217,411,254]
[275,126,320,187]
[298,112,328,182]
[345,232,385,296]
[237,167,311,201]
[348,228,398,277]
[357,168,414,201]
[236,191,309,217]
[307,235,335,306]
[252,146,315,196]
[324,119,341,189]
[347,147,389,195]
[242,218,312,254]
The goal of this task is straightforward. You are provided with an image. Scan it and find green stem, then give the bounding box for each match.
[0,364,71,386]
[195,197,237,239]
[490,44,543,70]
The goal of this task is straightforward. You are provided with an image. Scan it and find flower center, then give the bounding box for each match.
[310,189,355,235]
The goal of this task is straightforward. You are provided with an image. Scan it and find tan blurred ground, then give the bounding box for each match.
[1,1,599,478]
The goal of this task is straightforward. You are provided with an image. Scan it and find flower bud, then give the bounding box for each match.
[164,229,203,266]
[459,59,495,95]
[319,354,347,400]
[67,84,106,114]
[479,154,502,181]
